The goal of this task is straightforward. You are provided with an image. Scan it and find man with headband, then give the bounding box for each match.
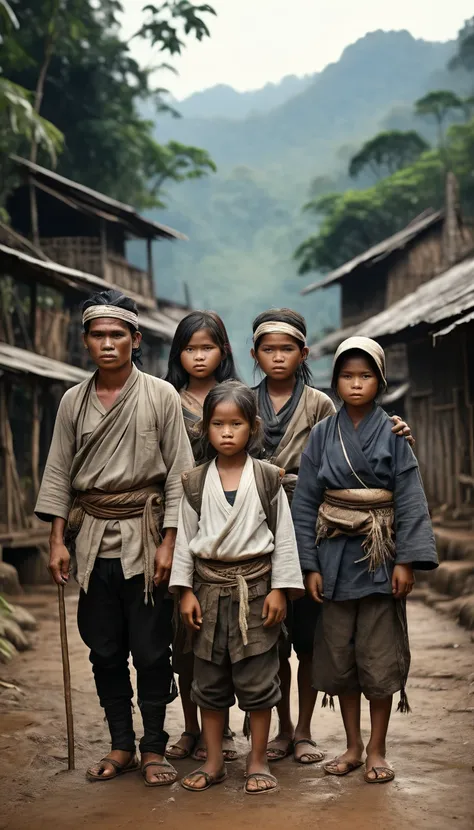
[35,289,193,787]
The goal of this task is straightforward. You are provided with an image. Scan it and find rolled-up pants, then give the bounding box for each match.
[77,558,177,756]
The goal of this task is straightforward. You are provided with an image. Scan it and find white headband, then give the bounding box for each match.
[82,305,139,330]
[253,321,306,345]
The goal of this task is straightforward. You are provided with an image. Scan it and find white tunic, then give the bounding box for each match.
[170,455,304,593]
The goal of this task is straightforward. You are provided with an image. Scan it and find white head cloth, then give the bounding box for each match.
[82,305,139,330]
[333,336,387,388]
[253,321,306,345]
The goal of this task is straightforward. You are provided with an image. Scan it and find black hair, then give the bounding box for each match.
[198,381,262,459]
[252,307,313,385]
[331,348,386,399]
[164,310,239,390]
[82,289,142,366]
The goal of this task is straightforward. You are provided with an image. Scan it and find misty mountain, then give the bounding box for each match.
[174,75,314,120]
[139,30,461,379]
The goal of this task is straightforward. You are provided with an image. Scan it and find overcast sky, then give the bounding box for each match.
[120,0,473,99]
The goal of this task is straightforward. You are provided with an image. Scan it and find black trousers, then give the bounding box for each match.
[77,558,176,756]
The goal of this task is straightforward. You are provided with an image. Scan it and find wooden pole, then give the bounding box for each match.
[58,584,75,771]
[146,237,154,300]
[99,218,108,281]
[31,381,41,499]
[29,282,37,350]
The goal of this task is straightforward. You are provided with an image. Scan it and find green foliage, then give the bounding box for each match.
[0,0,216,208]
[295,145,455,274]
[349,130,429,181]
[136,2,216,54]
[415,90,464,142]
[296,21,474,279]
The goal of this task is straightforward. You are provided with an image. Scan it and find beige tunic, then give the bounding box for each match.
[35,366,193,591]
[270,386,336,473]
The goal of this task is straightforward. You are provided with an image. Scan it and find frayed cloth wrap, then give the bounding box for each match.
[193,556,272,646]
[253,321,306,345]
[333,336,387,389]
[65,485,164,603]
[317,488,395,573]
[82,305,139,330]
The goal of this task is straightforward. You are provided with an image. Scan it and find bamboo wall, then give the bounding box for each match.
[406,326,474,512]
[40,237,153,299]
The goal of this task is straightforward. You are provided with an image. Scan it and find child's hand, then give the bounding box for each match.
[180,588,203,630]
[391,415,415,447]
[392,564,415,599]
[262,589,287,627]
[305,572,324,603]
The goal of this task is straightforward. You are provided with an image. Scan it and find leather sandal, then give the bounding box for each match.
[244,772,279,795]
[141,759,178,787]
[293,739,325,764]
[86,753,139,781]
[364,766,395,783]
[181,767,227,792]
[165,731,200,760]
[323,758,363,776]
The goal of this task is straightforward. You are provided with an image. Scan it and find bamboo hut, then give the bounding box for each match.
[0,162,190,579]
[302,175,472,413]
[356,255,474,516]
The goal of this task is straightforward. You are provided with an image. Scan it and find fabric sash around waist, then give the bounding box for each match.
[194,555,272,646]
[65,485,165,602]
[317,488,395,573]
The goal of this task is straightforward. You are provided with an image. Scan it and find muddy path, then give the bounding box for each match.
[0,586,473,830]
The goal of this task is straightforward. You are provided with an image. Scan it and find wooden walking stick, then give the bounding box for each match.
[58,583,75,770]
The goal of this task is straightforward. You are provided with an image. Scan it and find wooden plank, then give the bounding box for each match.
[31,380,41,498]
[0,527,50,548]
[99,218,108,281]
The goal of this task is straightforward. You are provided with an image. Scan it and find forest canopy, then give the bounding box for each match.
[0,0,217,210]
[295,17,474,276]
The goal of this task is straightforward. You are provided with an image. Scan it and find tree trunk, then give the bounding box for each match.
[29,7,59,246]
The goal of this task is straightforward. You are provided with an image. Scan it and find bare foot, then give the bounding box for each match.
[141,752,177,785]
[87,749,136,779]
[323,744,364,775]
[245,753,278,793]
[266,733,294,761]
[192,730,237,762]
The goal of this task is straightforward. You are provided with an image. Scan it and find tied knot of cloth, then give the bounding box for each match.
[194,556,272,646]
[317,488,395,572]
[65,485,164,603]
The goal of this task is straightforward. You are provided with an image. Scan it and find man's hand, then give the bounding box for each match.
[392,563,415,599]
[262,589,287,627]
[49,541,70,586]
[391,415,415,447]
[153,528,176,586]
[180,588,202,630]
[305,571,324,603]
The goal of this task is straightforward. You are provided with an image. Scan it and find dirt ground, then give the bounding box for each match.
[0,586,473,830]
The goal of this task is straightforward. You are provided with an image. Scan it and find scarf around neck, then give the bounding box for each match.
[257,375,305,456]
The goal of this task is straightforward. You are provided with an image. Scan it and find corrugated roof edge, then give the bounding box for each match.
[10,155,187,242]
[0,244,179,341]
[0,342,90,384]
[355,253,474,341]
[301,209,442,295]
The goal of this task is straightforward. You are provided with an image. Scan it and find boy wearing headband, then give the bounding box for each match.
[251,311,414,767]
[292,337,437,783]
[35,290,194,788]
